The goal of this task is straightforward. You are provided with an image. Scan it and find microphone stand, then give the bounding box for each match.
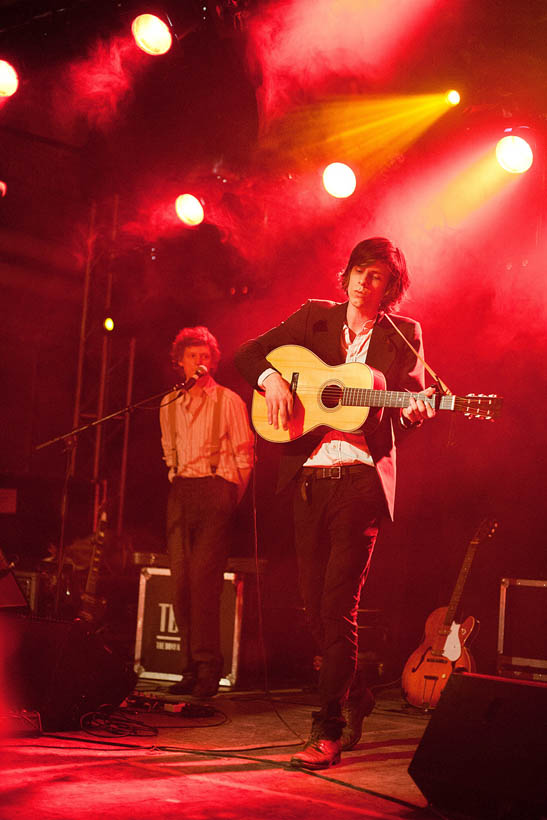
[35,383,188,453]
[35,381,188,617]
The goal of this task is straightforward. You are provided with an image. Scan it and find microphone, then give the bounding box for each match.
[179,364,208,393]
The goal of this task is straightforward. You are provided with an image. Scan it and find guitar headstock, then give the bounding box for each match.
[461,393,503,421]
[472,518,499,544]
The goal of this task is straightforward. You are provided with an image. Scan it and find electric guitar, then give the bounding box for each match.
[77,511,108,626]
[401,517,498,710]
[251,345,503,443]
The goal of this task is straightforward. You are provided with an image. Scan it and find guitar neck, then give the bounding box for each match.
[430,540,480,651]
[428,518,497,651]
[84,544,103,597]
[342,388,456,412]
[444,541,479,626]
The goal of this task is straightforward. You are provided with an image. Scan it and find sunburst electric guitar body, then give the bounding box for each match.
[401,608,477,711]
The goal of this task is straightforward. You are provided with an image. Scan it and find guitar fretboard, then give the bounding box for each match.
[341,388,455,411]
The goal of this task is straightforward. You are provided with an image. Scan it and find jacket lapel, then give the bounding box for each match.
[366,315,398,375]
[321,302,348,365]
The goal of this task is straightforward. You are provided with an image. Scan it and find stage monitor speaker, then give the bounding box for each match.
[408,672,547,820]
[1,612,137,732]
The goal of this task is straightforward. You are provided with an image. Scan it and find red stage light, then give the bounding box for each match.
[445,89,460,106]
[175,194,205,226]
[322,163,357,198]
[131,14,172,55]
[496,134,534,174]
[0,60,19,97]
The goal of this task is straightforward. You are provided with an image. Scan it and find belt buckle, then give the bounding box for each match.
[329,465,342,479]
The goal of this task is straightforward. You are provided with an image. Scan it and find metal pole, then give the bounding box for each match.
[55,202,96,615]
[92,196,118,529]
[117,336,136,539]
[71,201,96,477]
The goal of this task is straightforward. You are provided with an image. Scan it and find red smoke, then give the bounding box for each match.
[246,0,441,122]
[68,36,144,128]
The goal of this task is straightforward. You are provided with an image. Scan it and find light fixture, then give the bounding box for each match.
[175,194,205,226]
[322,163,357,198]
[131,14,173,55]
[445,89,460,106]
[0,60,19,97]
[496,127,534,174]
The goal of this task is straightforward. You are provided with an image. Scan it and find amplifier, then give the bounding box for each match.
[497,578,547,682]
[134,567,243,687]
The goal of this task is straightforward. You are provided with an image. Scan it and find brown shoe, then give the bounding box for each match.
[168,675,196,696]
[290,738,341,770]
[340,687,375,751]
[190,677,220,699]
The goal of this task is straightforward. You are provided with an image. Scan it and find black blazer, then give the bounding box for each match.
[234,299,425,520]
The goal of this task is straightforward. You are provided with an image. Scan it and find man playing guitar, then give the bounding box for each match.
[235,236,436,769]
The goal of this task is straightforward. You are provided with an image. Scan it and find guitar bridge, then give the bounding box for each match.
[290,372,299,394]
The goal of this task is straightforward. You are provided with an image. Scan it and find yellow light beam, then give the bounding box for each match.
[259,93,453,179]
[422,149,518,229]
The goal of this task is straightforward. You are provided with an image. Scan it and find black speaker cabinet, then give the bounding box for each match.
[1,612,137,731]
[408,672,547,820]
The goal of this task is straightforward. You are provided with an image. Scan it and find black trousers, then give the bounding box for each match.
[293,465,386,737]
[166,475,237,675]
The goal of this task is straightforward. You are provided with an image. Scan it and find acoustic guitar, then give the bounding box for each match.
[251,345,503,443]
[401,517,498,710]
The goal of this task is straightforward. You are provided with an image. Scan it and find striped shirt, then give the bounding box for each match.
[160,375,254,493]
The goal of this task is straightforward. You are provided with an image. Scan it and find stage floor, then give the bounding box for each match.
[0,684,435,820]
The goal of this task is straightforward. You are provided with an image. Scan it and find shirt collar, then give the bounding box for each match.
[342,314,378,339]
[201,373,218,397]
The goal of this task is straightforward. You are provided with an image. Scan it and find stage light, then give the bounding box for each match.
[496,131,534,174]
[445,89,460,106]
[131,14,172,55]
[322,163,357,198]
[0,60,19,97]
[103,317,115,332]
[175,194,204,226]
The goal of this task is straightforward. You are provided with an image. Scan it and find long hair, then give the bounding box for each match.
[170,326,221,374]
[338,236,410,312]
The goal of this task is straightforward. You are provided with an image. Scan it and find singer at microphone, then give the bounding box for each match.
[159,325,254,700]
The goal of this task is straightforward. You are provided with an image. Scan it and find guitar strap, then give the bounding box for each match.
[209,388,223,475]
[167,390,178,470]
[383,313,453,395]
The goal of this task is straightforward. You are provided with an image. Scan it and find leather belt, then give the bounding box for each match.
[300,464,373,480]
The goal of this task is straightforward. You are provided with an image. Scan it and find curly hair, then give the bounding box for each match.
[338,236,410,312]
[170,326,221,374]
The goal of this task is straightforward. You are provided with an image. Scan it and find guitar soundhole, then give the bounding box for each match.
[321,383,343,409]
